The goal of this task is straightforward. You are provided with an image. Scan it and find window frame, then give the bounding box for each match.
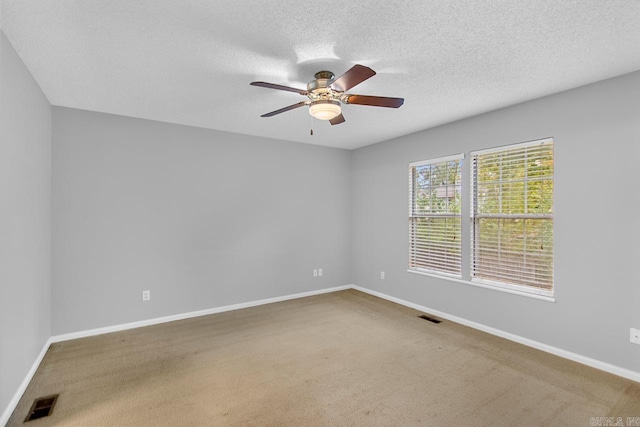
[408,153,464,278]
[470,138,554,297]
[406,138,555,302]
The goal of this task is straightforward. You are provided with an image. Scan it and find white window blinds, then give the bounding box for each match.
[409,154,463,277]
[471,139,554,295]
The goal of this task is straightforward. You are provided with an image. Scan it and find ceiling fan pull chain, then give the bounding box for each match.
[310,115,314,136]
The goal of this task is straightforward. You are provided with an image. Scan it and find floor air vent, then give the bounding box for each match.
[418,314,442,324]
[24,394,58,422]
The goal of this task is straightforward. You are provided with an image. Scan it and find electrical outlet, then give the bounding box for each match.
[318,268,323,277]
[313,269,318,277]
[142,290,150,301]
[380,271,385,280]
[631,328,640,345]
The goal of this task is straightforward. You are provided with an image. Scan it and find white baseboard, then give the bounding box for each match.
[51,285,352,343]
[352,285,640,384]
[0,336,53,427]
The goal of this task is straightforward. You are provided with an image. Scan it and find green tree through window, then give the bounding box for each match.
[409,139,554,297]
[472,139,554,293]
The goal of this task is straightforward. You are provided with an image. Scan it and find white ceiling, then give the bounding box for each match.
[2,1,640,150]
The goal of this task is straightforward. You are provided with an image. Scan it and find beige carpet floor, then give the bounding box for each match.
[8,290,640,426]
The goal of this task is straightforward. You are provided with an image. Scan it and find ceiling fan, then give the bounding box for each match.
[250,64,404,125]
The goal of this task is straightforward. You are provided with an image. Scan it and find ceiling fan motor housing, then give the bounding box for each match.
[307,71,339,94]
[306,71,344,120]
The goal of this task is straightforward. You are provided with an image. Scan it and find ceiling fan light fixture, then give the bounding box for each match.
[309,100,341,121]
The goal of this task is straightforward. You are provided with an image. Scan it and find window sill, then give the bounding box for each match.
[406,269,556,303]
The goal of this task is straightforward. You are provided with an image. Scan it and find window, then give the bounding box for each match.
[409,154,463,277]
[471,138,554,295]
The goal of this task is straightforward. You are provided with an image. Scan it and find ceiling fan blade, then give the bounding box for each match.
[250,81,308,95]
[330,64,376,92]
[346,95,404,108]
[329,114,345,125]
[260,101,307,117]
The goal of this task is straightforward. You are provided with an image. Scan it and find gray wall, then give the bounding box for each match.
[0,31,52,416]
[351,71,640,373]
[52,108,352,334]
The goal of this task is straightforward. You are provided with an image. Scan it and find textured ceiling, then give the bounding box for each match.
[2,1,640,149]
